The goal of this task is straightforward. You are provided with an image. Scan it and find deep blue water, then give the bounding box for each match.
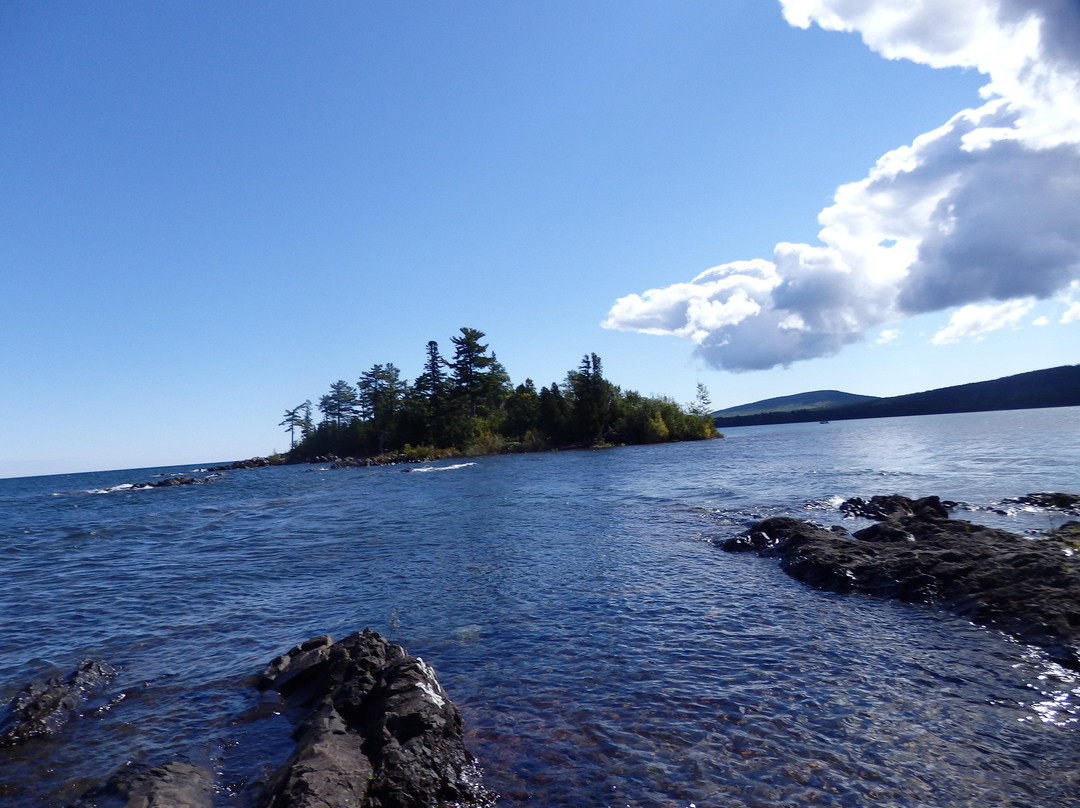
[2,407,1080,806]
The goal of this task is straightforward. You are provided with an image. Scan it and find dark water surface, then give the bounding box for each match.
[2,408,1080,806]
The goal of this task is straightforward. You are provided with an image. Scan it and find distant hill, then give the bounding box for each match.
[714,390,879,418]
[713,365,1080,427]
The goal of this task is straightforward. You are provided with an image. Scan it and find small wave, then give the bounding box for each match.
[805,494,845,512]
[404,462,477,474]
[85,483,139,495]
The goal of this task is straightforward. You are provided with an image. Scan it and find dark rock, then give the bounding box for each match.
[257,629,494,808]
[258,635,335,699]
[840,494,950,521]
[151,476,206,487]
[720,504,1080,668]
[74,760,213,808]
[128,476,209,491]
[207,456,283,471]
[0,659,116,747]
[1002,492,1080,515]
[720,518,849,555]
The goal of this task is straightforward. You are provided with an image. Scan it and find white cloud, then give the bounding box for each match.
[877,328,901,344]
[1063,301,1080,324]
[930,299,1034,344]
[604,0,1080,371]
[1033,316,1050,326]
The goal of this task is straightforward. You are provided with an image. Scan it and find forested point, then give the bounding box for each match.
[278,327,718,463]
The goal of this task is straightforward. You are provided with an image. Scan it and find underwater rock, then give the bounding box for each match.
[0,658,116,747]
[73,760,213,808]
[720,500,1080,668]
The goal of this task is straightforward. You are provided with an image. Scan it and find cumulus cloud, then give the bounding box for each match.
[603,0,1080,370]
[1064,302,1080,324]
[930,299,1034,344]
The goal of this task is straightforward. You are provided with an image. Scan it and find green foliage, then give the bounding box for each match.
[503,379,540,440]
[284,329,718,462]
[318,380,359,428]
[566,353,617,442]
[279,403,308,449]
[357,363,407,453]
[449,327,496,416]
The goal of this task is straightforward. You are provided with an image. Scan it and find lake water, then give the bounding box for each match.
[2,407,1080,807]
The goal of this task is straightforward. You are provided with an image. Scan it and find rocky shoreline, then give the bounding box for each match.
[1,631,493,808]
[720,493,1080,668]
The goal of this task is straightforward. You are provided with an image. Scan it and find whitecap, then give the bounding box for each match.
[405,462,477,474]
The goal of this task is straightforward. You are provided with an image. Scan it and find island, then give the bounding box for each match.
[276,327,718,464]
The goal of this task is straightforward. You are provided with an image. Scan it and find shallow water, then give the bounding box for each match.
[2,407,1080,806]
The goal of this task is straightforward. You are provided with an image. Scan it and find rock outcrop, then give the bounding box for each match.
[256,630,494,808]
[721,495,1080,667]
[0,659,116,747]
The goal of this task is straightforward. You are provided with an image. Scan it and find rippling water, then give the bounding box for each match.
[2,408,1080,806]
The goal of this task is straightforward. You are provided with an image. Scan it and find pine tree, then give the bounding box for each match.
[449,327,495,416]
[318,380,359,428]
[279,404,306,449]
[567,353,615,442]
[358,364,408,452]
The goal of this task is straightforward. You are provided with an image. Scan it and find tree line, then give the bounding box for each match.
[280,327,717,460]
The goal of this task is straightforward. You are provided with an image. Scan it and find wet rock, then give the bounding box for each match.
[0,659,116,747]
[257,629,494,808]
[1002,492,1080,515]
[128,476,209,490]
[207,456,283,471]
[74,760,213,808]
[839,494,950,521]
[150,476,206,487]
[719,501,1080,668]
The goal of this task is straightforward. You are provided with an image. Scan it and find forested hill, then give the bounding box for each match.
[714,390,879,418]
[713,365,1080,427]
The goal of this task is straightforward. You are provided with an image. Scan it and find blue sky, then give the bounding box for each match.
[3,1,1078,478]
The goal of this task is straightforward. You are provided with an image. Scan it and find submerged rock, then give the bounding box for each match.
[256,629,494,808]
[0,659,116,747]
[73,760,213,808]
[720,496,1080,668]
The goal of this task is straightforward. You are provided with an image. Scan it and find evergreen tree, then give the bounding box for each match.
[414,341,449,405]
[318,380,359,428]
[567,353,616,442]
[538,383,571,444]
[504,378,540,440]
[358,364,407,453]
[449,327,495,416]
[300,400,314,442]
[690,382,712,417]
[279,404,306,449]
